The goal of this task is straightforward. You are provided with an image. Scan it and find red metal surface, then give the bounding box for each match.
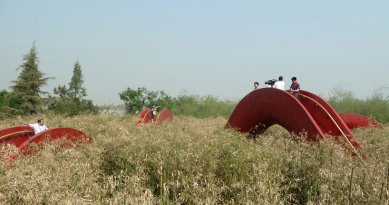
[226,88,324,140]
[157,108,174,123]
[297,90,361,149]
[0,126,34,147]
[17,128,92,153]
[135,108,152,126]
[226,88,362,151]
[135,107,173,126]
[1,126,91,159]
[339,113,384,129]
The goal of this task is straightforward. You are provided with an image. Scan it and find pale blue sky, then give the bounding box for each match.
[1,0,388,104]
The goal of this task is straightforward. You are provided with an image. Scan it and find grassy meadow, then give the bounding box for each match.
[0,114,388,204]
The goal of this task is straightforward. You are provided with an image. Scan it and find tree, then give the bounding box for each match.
[119,87,147,113]
[48,60,97,116]
[119,87,173,114]
[10,44,51,114]
[68,61,87,99]
[0,90,8,108]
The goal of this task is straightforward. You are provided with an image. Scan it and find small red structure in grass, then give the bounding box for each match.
[339,113,384,130]
[0,126,92,159]
[135,107,173,126]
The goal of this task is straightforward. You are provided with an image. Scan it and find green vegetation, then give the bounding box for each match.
[0,44,97,117]
[170,95,236,118]
[0,115,388,204]
[328,87,389,123]
[48,61,97,116]
[119,87,173,114]
[6,44,51,115]
[119,87,236,118]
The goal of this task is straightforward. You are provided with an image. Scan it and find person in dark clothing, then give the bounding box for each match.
[253,82,260,90]
[290,77,300,98]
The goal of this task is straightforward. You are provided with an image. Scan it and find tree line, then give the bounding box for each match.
[0,44,236,119]
[0,44,97,118]
[1,44,387,121]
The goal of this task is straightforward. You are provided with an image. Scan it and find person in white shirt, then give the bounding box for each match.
[273,76,285,90]
[150,105,159,123]
[28,119,48,134]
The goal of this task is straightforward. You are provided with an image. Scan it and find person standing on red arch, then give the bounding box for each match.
[253,82,260,90]
[274,76,285,90]
[150,105,159,123]
[290,77,300,98]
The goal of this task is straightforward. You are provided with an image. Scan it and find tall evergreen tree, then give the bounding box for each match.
[10,44,51,114]
[48,60,97,116]
[68,61,87,99]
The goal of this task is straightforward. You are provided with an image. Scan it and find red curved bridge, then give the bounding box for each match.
[136,108,173,126]
[0,126,91,158]
[226,88,369,157]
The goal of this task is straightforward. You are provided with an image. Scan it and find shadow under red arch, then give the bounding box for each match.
[225,88,377,156]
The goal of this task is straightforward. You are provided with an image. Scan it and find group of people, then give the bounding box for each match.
[254,76,300,97]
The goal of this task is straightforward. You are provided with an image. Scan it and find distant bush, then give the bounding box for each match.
[46,97,98,116]
[328,87,389,123]
[119,87,236,118]
[171,95,236,118]
[47,61,98,116]
[119,87,173,114]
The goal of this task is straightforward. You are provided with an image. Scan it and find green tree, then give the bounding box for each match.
[119,87,148,113]
[0,90,8,108]
[68,61,87,99]
[9,44,51,114]
[48,60,97,116]
[119,87,173,114]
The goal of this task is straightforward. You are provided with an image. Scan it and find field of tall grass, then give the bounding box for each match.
[0,114,388,204]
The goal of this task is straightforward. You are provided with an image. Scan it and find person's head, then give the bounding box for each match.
[291,77,297,82]
[37,118,44,126]
[278,76,283,81]
[254,82,259,87]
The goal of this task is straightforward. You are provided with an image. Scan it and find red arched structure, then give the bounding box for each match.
[339,113,384,130]
[135,108,173,126]
[0,126,91,158]
[0,126,34,148]
[226,88,362,155]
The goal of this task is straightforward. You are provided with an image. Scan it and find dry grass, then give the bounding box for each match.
[0,115,388,204]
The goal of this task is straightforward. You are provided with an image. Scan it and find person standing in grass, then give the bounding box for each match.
[274,76,285,90]
[290,77,301,98]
